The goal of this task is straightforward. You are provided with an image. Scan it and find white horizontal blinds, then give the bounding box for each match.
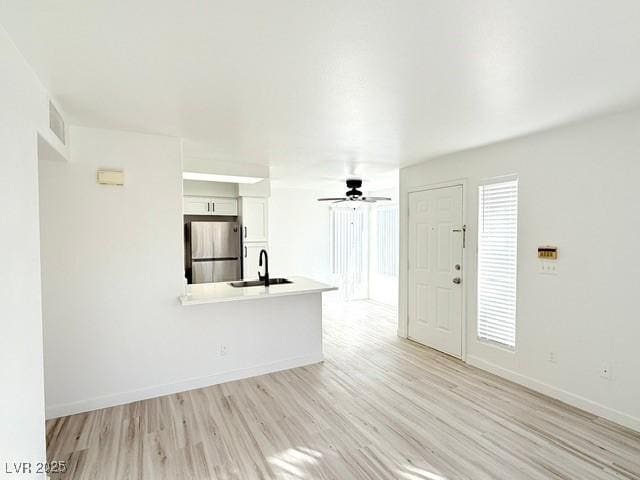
[477,179,518,348]
[376,207,399,276]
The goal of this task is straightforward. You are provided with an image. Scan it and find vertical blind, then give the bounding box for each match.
[331,207,368,300]
[477,179,518,348]
[376,207,399,276]
[331,208,366,275]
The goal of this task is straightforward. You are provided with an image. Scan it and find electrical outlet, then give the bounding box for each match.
[600,366,612,380]
[220,344,228,356]
[539,261,558,275]
[549,351,558,363]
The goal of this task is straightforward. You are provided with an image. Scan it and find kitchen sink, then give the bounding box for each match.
[265,278,293,285]
[229,278,293,288]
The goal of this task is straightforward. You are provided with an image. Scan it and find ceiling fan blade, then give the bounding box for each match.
[317,197,347,201]
[363,196,392,201]
[360,198,377,203]
[332,200,347,203]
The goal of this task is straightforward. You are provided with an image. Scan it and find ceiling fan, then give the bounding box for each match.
[317,179,391,203]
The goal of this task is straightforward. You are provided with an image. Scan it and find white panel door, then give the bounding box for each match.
[243,242,267,279]
[242,197,268,242]
[408,185,463,358]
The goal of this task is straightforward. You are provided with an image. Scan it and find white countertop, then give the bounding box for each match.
[180,276,337,306]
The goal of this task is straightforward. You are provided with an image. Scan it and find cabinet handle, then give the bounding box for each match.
[244,246,247,258]
[212,202,215,212]
[244,226,247,238]
[206,202,210,212]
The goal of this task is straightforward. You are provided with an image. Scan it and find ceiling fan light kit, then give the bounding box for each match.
[317,179,392,204]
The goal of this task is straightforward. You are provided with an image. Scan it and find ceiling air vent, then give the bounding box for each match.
[49,101,65,145]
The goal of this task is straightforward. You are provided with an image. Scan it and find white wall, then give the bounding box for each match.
[39,127,323,418]
[400,108,640,431]
[238,178,271,197]
[182,139,269,179]
[268,186,333,283]
[369,272,398,307]
[0,27,48,476]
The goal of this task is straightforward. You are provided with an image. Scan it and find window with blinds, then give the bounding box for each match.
[376,207,398,276]
[331,208,366,275]
[331,207,368,300]
[477,179,518,348]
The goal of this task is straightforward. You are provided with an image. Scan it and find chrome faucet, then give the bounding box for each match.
[258,249,269,286]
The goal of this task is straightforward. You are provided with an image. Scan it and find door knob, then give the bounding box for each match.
[452,277,461,284]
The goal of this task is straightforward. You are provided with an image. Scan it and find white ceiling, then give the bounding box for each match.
[3,0,640,185]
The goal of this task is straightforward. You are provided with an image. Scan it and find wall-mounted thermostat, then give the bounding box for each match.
[97,170,125,186]
[538,246,558,275]
[537,246,558,260]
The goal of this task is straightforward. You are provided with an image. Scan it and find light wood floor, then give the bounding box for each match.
[47,300,640,479]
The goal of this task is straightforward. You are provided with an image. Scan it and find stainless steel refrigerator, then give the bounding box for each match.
[189,221,241,283]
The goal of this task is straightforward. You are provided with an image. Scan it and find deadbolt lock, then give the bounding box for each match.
[455,264,461,270]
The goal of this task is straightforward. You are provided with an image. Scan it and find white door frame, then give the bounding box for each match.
[400,179,468,361]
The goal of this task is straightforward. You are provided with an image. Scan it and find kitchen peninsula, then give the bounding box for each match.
[172,275,337,407]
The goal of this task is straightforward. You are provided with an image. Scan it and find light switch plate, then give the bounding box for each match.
[539,260,558,275]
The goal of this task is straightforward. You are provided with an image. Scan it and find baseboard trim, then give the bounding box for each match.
[45,353,324,419]
[466,355,640,432]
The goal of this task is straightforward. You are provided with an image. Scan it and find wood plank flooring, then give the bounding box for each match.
[46,300,640,479]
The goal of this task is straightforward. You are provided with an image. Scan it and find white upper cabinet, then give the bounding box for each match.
[183,196,238,216]
[209,197,238,216]
[241,197,268,242]
[183,196,211,215]
[242,242,267,279]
